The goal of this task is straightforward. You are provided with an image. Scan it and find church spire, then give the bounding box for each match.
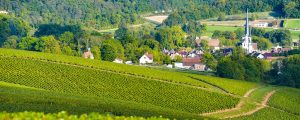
[245,8,250,36]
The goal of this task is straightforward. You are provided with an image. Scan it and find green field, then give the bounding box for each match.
[0,48,299,119]
[268,87,300,115]
[284,19,300,29]
[0,111,168,120]
[205,25,300,40]
[231,108,300,120]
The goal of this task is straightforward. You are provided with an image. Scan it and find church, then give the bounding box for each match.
[239,9,257,54]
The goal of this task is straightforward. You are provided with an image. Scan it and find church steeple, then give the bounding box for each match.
[245,8,250,37]
[240,8,254,54]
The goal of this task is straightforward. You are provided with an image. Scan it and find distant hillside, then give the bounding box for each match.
[1,0,299,29]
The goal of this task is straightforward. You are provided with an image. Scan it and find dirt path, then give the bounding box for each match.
[201,87,259,116]
[223,90,276,119]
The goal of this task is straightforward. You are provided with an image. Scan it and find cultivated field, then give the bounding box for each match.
[284,19,300,29]
[0,49,299,119]
[144,15,169,24]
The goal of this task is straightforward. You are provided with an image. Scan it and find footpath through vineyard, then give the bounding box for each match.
[201,86,277,119]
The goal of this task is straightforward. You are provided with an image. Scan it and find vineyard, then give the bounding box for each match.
[0,49,299,119]
[231,108,300,120]
[268,87,300,115]
[0,111,168,120]
[186,74,258,96]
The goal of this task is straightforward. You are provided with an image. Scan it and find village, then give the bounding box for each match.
[83,10,299,72]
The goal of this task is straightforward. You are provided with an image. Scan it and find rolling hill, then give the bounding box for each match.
[0,48,299,119]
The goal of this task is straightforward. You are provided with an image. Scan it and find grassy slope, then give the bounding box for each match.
[0,57,238,114]
[0,82,202,119]
[0,49,264,119]
[284,19,300,29]
[186,74,258,96]
[0,49,212,89]
[0,111,168,120]
[268,87,300,115]
[230,107,300,120]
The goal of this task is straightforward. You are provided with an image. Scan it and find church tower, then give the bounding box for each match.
[241,9,254,54]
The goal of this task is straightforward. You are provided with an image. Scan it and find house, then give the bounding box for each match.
[252,22,268,28]
[83,48,94,59]
[252,52,264,59]
[0,10,8,14]
[251,20,277,28]
[113,58,123,64]
[263,53,273,59]
[192,64,206,71]
[125,61,133,65]
[139,52,153,64]
[174,62,184,68]
[166,64,173,68]
[208,39,220,50]
[196,37,220,50]
[182,57,201,68]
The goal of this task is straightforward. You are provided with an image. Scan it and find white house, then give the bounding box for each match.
[139,52,153,64]
[174,62,184,68]
[113,58,123,64]
[125,61,133,65]
[0,10,8,14]
[252,22,268,28]
[192,64,206,71]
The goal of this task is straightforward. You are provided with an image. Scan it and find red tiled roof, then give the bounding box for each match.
[252,43,258,50]
[183,57,200,66]
[208,39,220,47]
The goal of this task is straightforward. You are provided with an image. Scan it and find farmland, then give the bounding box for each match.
[0,57,239,114]
[0,111,168,120]
[0,49,299,119]
[268,87,300,115]
[284,19,300,29]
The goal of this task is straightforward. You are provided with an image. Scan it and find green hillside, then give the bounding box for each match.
[0,48,259,119]
[0,49,299,119]
[284,19,300,29]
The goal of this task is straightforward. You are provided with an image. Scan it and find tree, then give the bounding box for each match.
[252,36,273,50]
[251,28,266,37]
[250,14,258,21]
[101,44,117,62]
[234,28,244,39]
[114,25,130,41]
[156,26,186,49]
[102,40,124,59]
[202,52,217,71]
[61,45,73,56]
[18,36,39,51]
[217,13,226,21]
[270,55,300,88]
[40,36,61,54]
[3,36,18,49]
[59,31,74,45]
[217,57,245,80]
[265,30,292,46]
[200,40,209,51]
[91,46,101,60]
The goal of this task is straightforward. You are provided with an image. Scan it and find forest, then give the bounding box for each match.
[0,0,299,29]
